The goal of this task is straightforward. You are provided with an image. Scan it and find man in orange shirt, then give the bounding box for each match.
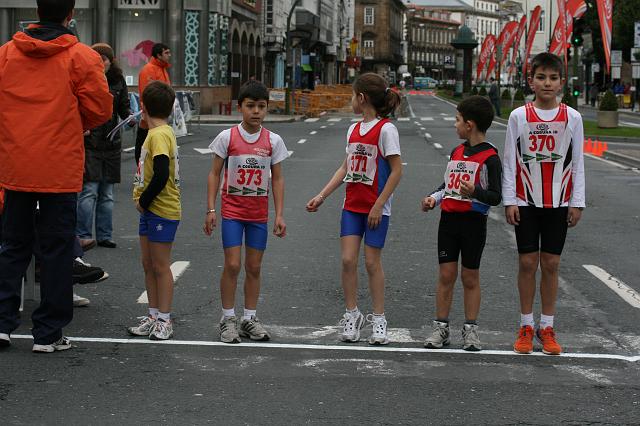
[0,0,113,353]
[135,43,172,163]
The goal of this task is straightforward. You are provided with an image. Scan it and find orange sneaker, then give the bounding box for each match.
[513,325,534,354]
[536,326,562,355]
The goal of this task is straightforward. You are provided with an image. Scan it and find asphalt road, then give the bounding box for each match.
[2,94,640,425]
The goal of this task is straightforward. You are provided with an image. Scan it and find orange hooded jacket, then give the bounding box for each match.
[0,26,113,193]
[138,57,171,129]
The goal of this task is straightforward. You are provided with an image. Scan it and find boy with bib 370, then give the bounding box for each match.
[204,81,288,343]
[421,95,502,351]
[503,53,585,355]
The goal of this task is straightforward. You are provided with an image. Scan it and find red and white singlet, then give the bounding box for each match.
[221,126,272,223]
[343,119,391,214]
[516,103,574,208]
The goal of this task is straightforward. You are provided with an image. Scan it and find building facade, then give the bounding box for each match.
[355,0,405,82]
[406,6,460,81]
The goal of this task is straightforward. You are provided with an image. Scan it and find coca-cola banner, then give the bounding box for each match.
[597,0,613,73]
[522,6,542,77]
[549,0,587,56]
[508,15,528,79]
[487,22,519,80]
[476,34,496,82]
[557,0,568,71]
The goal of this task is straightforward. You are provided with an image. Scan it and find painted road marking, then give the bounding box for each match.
[583,265,640,309]
[297,139,307,144]
[320,125,327,129]
[585,153,640,173]
[123,147,135,153]
[8,334,638,362]
[328,118,342,122]
[402,162,408,166]
[194,148,212,154]
[421,117,434,121]
[397,117,410,121]
[433,143,443,149]
[304,118,320,122]
[424,133,432,139]
[310,130,317,135]
[288,150,294,157]
[137,261,191,304]
[620,121,640,128]
[444,117,455,121]
[351,118,360,122]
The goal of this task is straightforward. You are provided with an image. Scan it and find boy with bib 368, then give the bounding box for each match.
[204,81,288,344]
[422,95,502,351]
[503,53,585,355]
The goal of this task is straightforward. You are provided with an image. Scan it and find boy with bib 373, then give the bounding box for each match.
[204,81,288,343]
[421,96,502,351]
[503,53,585,355]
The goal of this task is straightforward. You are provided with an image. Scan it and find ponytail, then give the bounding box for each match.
[353,73,401,118]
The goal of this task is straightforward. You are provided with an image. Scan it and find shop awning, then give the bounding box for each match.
[301,64,313,72]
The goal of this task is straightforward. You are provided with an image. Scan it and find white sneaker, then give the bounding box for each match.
[0,333,10,347]
[366,314,389,345]
[424,321,450,349]
[127,316,156,336]
[73,293,90,307]
[339,311,365,342]
[32,336,72,353]
[150,319,173,340]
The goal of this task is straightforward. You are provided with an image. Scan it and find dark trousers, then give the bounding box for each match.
[0,190,76,344]
[135,127,149,165]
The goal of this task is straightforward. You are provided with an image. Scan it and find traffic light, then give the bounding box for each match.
[572,18,585,47]
[567,47,572,62]
[573,86,581,97]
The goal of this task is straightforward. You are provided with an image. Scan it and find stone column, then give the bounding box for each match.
[96,0,111,45]
[167,0,183,85]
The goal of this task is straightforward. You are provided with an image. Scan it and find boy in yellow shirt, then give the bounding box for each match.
[128,81,181,340]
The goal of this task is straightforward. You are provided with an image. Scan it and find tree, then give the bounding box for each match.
[583,0,640,63]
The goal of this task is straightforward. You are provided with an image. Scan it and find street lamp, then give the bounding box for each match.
[284,0,302,115]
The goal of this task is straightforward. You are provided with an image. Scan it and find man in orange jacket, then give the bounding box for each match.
[135,42,172,163]
[0,0,113,353]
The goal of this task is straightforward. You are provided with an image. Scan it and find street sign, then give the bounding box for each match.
[611,50,623,66]
[269,90,286,102]
[612,66,621,79]
[593,63,600,72]
[633,63,640,79]
[635,21,640,47]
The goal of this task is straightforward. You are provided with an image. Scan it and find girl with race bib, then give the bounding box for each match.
[306,73,402,345]
[421,96,502,352]
[204,81,288,344]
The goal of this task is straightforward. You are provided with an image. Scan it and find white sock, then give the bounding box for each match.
[346,307,360,318]
[149,307,159,319]
[157,312,171,322]
[520,313,534,328]
[539,314,554,329]
[243,308,256,321]
[372,312,385,322]
[222,308,235,320]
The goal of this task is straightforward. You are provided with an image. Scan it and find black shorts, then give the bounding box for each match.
[437,211,487,270]
[514,206,568,255]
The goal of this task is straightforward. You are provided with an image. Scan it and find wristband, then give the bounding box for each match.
[206,209,216,214]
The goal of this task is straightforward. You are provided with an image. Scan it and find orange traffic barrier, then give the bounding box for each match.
[594,139,604,157]
[584,138,593,154]
[602,141,608,155]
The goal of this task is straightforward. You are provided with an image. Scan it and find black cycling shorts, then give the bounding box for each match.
[437,211,487,270]
[514,206,568,255]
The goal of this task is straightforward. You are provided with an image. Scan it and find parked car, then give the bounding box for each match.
[413,77,438,90]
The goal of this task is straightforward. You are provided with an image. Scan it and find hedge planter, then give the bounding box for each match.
[501,99,512,110]
[512,100,526,109]
[597,110,619,128]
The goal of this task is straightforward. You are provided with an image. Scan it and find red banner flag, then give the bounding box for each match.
[508,15,528,79]
[476,34,496,82]
[549,0,587,55]
[557,0,568,72]
[487,21,519,80]
[597,0,613,74]
[522,6,542,78]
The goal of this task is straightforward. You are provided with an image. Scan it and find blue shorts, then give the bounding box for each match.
[139,211,180,243]
[340,209,390,249]
[221,218,268,251]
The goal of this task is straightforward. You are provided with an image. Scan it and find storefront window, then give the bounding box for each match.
[14,8,92,44]
[116,9,164,86]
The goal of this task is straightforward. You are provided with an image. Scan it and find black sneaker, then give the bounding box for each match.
[73,258,105,284]
[97,240,117,248]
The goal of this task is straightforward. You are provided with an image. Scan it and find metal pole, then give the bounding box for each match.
[284,0,301,115]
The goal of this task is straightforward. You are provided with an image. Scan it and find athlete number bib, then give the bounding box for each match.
[343,143,377,186]
[521,121,565,163]
[226,154,270,197]
[443,160,479,202]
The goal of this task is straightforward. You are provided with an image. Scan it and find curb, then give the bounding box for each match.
[584,134,640,144]
[603,151,640,169]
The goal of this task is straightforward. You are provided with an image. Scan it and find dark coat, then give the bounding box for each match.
[84,74,130,183]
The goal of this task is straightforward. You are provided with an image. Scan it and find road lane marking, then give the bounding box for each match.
[288,150,294,157]
[328,118,342,122]
[304,118,320,122]
[421,117,434,121]
[424,133,432,138]
[402,162,408,166]
[123,147,135,153]
[585,153,640,173]
[443,117,455,121]
[351,118,360,122]
[194,148,212,154]
[433,143,443,149]
[583,265,640,309]
[310,131,317,135]
[138,261,191,304]
[397,117,410,121]
[297,139,307,144]
[8,335,638,362]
